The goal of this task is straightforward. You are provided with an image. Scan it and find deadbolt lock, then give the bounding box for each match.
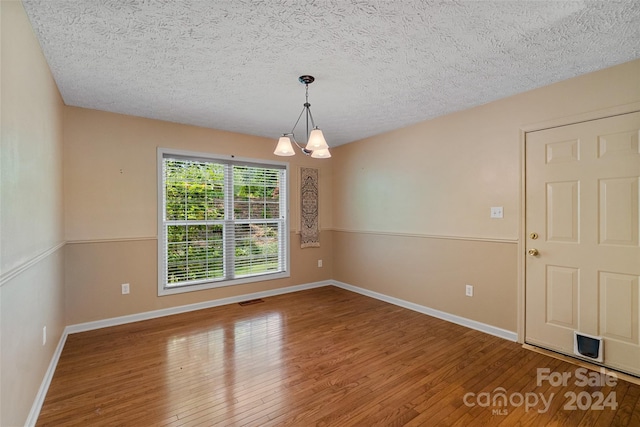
[529,232,538,240]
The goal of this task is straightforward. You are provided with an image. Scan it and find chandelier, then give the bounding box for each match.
[273,75,331,158]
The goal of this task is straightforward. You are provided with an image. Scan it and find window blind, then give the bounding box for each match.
[159,150,288,294]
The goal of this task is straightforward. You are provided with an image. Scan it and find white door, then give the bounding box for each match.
[525,112,640,376]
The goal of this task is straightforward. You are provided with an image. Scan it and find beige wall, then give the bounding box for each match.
[333,232,518,330]
[0,1,66,425]
[63,107,333,324]
[332,59,640,333]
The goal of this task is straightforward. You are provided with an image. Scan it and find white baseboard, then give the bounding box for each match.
[66,281,330,334]
[25,330,68,427]
[330,280,518,342]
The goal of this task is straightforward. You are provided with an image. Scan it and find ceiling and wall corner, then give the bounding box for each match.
[21,0,640,147]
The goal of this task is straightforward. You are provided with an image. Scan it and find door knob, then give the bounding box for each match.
[528,248,539,256]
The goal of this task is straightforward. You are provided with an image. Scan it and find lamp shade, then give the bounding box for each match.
[274,136,295,156]
[305,128,328,151]
[311,147,331,158]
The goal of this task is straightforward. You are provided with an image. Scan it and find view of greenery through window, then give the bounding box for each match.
[163,158,284,286]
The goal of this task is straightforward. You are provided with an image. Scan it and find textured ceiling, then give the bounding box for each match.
[22,0,640,147]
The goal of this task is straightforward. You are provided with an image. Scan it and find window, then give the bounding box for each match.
[158,148,289,295]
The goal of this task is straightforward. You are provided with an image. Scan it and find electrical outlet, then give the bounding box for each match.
[318,259,323,268]
[465,284,474,297]
[43,326,47,346]
[121,283,130,294]
[490,207,504,219]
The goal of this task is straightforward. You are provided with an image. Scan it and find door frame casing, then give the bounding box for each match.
[518,101,640,345]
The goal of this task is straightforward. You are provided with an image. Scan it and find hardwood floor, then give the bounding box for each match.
[37,286,640,426]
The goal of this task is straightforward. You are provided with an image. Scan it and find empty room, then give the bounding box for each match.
[2,1,640,426]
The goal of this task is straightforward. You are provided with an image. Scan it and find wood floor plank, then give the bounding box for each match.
[492,355,565,426]
[36,286,640,426]
[610,381,640,427]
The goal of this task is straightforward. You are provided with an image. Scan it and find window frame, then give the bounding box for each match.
[157,147,290,296]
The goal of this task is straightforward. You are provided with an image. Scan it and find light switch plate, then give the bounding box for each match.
[490,207,504,218]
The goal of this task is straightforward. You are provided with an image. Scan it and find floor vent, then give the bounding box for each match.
[238,298,265,306]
